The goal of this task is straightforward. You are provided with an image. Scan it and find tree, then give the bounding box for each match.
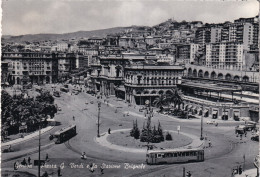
[166,88,183,111]
[153,94,167,112]
[130,119,140,139]
[165,132,172,141]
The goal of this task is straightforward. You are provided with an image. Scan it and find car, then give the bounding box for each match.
[206,120,217,124]
[90,101,94,104]
[251,135,259,141]
[235,125,246,134]
[58,107,62,111]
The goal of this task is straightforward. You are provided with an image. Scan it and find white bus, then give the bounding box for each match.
[146,148,204,165]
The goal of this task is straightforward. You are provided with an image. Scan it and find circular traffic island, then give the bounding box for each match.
[107,130,193,149]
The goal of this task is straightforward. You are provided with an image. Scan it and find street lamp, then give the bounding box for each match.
[38,118,41,177]
[200,105,204,140]
[97,101,101,137]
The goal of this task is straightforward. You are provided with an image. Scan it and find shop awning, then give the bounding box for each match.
[234,112,239,117]
[203,110,209,114]
[212,110,218,115]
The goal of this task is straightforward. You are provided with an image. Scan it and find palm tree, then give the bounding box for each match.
[167,88,183,111]
[153,94,167,112]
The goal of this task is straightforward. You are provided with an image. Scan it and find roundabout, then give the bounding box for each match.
[95,128,204,154]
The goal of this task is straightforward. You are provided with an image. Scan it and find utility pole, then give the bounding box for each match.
[200,105,204,140]
[97,102,101,137]
[38,122,41,177]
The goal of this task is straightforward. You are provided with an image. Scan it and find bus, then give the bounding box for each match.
[53,125,77,144]
[146,148,204,165]
[60,87,69,93]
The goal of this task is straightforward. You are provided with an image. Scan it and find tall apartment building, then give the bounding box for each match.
[221,22,256,50]
[206,42,244,70]
[57,53,77,77]
[176,43,199,64]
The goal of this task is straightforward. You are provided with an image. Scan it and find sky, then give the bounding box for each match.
[1,0,259,36]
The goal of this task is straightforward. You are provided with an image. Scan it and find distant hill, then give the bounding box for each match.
[2,27,132,43]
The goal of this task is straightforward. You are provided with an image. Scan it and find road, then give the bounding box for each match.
[1,84,258,177]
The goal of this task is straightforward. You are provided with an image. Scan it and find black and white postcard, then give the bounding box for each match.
[1,0,259,176]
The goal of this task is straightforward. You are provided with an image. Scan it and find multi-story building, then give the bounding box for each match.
[57,43,69,52]
[118,36,134,48]
[206,42,244,70]
[2,52,58,85]
[195,27,211,46]
[57,53,77,78]
[124,63,184,105]
[1,61,9,84]
[221,22,257,50]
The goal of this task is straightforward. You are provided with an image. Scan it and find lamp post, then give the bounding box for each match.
[200,105,204,140]
[97,101,101,137]
[38,119,41,177]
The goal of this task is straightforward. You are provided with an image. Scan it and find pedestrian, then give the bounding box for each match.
[245,131,247,137]
[28,156,31,165]
[22,158,27,166]
[240,134,243,140]
[81,152,86,159]
[208,140,211,147]
[108,128,111,134]
[14,161,18,170]
[89,163,95,173]
[100,165,104,175]
[45,153,49,162]
[57,166,61,176]
[73,116,75,121]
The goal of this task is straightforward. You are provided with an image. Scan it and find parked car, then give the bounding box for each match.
[245,121,257,131]
[251,134,259,141]
[90,101,94,104]
[235,125,246,134]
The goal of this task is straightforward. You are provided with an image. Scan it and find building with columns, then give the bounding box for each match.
[124,64,184,105]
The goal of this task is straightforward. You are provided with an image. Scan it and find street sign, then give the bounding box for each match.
[145,100,150,105]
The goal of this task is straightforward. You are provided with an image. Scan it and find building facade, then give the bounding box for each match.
[2,52,58,85]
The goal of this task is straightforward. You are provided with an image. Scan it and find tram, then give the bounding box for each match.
[146,148,204,165]
[53,125,77,144]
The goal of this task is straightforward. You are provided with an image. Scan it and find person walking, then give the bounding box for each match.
[240,134,243,140]
[14,161,18,170]
[28,156,31,165]
[100,165,104,175]
[89,163,95,173]
[73,116,75,121]
[208,140,212,148]
[45,153,49,162]
[57,167,61,176]
[22,158,27,166]
[108,128,111,134]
